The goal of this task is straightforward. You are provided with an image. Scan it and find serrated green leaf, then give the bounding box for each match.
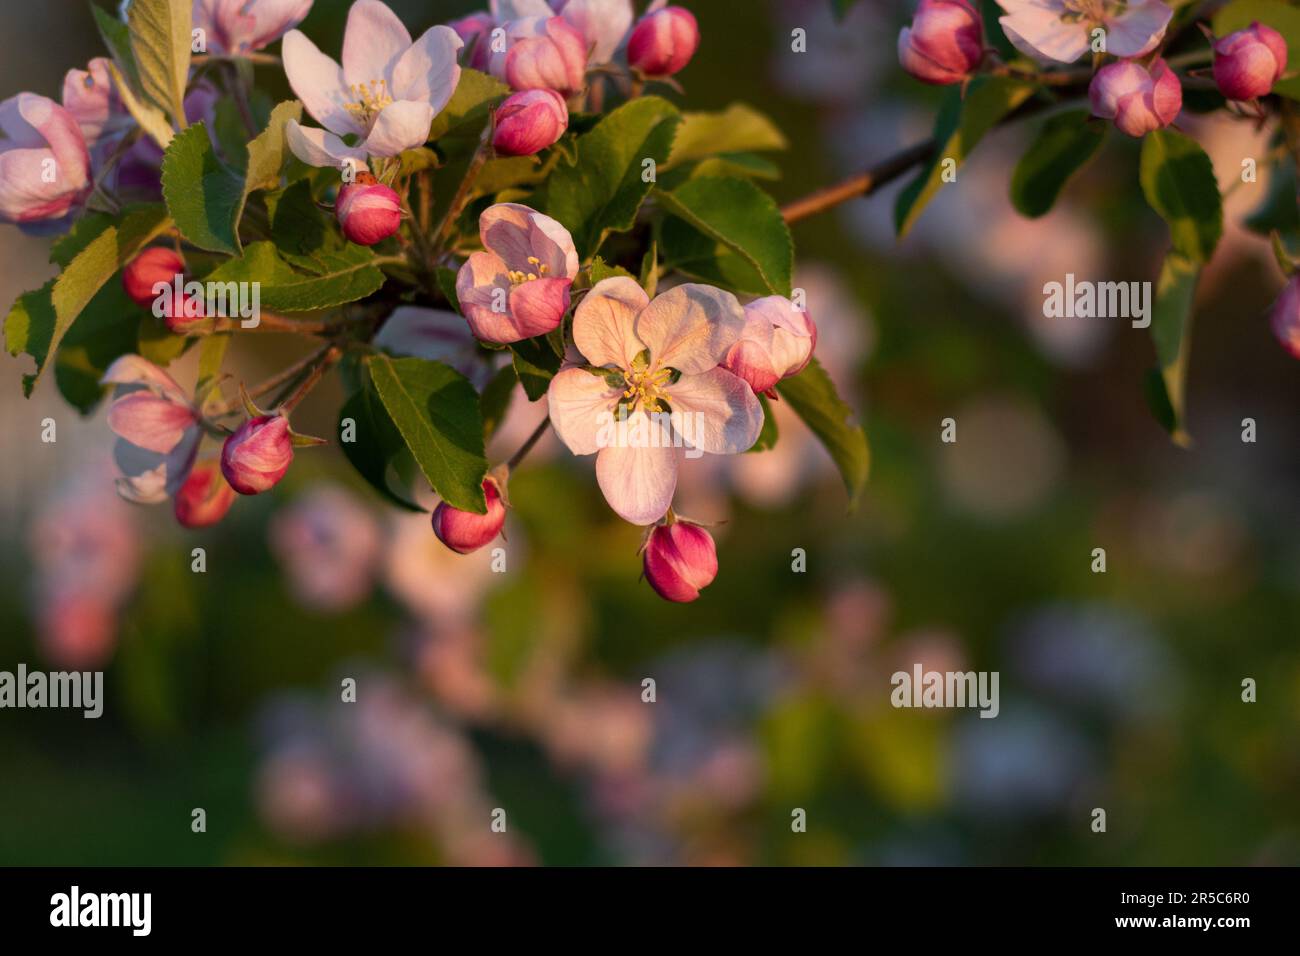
[127,0,192,127]
[1213,0,1300,100]
[265,178,338,264]
[428,68,509,141]
[366,355,489,513]
[204,241,386,312]
[243,100,301,198]
[775,358,869,507]
[543,96,680,258]
[657,176,793,295]
[666,103,788,169]
[91,1,140,92]
[5,204,171,396]
[1139,128,1223,264]
[1010,111,1107,218]
[338,382,425,512]
[162,122,245,255]
[104,59,174,150]
[895,76,1035,237]
[1147,252,1200,446]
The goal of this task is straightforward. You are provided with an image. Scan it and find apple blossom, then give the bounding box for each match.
[503,16,588,94]
[547,278,762,525]
[174,459,238,528]
[493,88,568,156]
[101,355,203,504]
[996,0,1172,64]
[456,202,579,343]
[432,479,507,554]
[627,5,700,78]
[194,0,314,57]
[60,58,132,165]
[1270,274,1300,360]
[335,173,402,245]
[0,93,92,234]
[722,295,817,396]
[282,0,462,167]
[642,519,717,603]
[450,11,496,70]
[222,414,295,495]
[1213,21,1288,101]
[1089,57,1181,137]
[897,0,984,86]
[554,0,636,65]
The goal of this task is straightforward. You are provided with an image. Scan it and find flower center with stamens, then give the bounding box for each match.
[1060,0,1120,23]
[344,79,393,129]
[507,256,551,285]
[621,365,673,413]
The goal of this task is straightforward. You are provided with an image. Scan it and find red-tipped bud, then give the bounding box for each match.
[174,458,237,528]
[122,246,186,308]
[431,479,506,554]
[898,0,984,86]
[1213,21,1288,101]
[642,520,717,603]
[336,175,402,246]
[221,414,293,495]
[493,89,569,157]
[627,6,700,78]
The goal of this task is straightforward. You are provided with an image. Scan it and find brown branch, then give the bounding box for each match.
[781,140,936,224]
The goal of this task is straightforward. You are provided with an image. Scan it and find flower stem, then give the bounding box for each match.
[279,346,343,414]
[432,124,494,252]
[506,418,551,470]
[208,343,334,417]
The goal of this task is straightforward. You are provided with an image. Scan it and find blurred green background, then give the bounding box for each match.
[1,0,1298,866]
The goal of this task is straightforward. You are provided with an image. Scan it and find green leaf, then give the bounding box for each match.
[138,313,189,366]
[366,355,490,513]
[1010,111,1107,218]
[543,96,681,258]
[265,178,337,264]
[127,0,192,127]
[659,216,771,296]
[749,393,778,452]
[510,335,562,401]
[195,331,230,398]
[436,266,461,314]
[895,76,1035,237]
[666,103,787,169]
[1244,155,1299,239]
[162,122,245,255]
[338,382,425,512]
[589,256,636,284]
[53,280,140,414]
[204,241,385,312]
[639,240,658,298]
[91,1,141,91]
[428,68,509,141]
[243,101,302,202]
[1147,252,1200,446]
[775,358,869,507]
[1214,0,1300,100]
[1139,128,1223,264]
[480,364,517,442]
[657,176,793,295]
[5,204,171,396]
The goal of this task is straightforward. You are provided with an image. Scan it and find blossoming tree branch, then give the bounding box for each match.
[2,0,1296,602]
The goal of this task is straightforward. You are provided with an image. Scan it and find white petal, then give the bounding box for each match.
[572,276,647,369]
[391,24,463,113]
[547,366,620,455]
[281,30,362,136]
[342,0,413,87]
[595,427,678,525]
[361,100,435,157]
[634,283,746,375]
[664,366,763,454]
[284,120,367,168]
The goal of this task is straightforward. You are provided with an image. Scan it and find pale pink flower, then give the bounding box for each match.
[456,202,579,344]
[721,295,817,396]
[449,12,495,70]
[282,0,461,167]
[222,414,293,494]
[0,93,92,234]
[996,0,1172,64]
[61,58,132,163]
[554,0,636,65]
[194,0,314,56]
[501,15,588,94]
[547,277,761,525]
[335,177,402,245]
[101,355,202,503]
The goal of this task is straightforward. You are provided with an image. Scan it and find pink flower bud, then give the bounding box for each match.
[1270,274,1300,360]
[221,414,294,495]
[627,6,700,77]
[1089,57,1182,138]
[122,246,186,308]
[450,12,496,71]
[1213,21,1288,101]
[642,521,717,603]
[722,295,818,395]
[174,459,238,528]
[897,0,984,85]
[432,479,506,554]
[493,89,569,156]
[336,175,402,246]
[0,93,92,234]
[505,16,588,94]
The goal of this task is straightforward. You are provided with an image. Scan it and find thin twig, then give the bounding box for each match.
[507,418,551,470]
[208,343,334,416]
[280,346,343,413]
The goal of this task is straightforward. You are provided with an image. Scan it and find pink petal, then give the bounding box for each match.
[997,1,1090,64]
[391,25,463,112]
[480,202,578,276]
[663,366,763,454]
[281,30,362,137]
[342,0,413,87]
[560,0,635,64]
[106,392,198,454]
[547,366,621,455]
[507,275,572,338]
[361,99,435,157]
[456,250,513,340]
[100,354,190,404]
[572,275,648,368]
[1105,0,1173,59]
[634,283,746,375]
[492,0,555,19]
[595,425,678,525]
